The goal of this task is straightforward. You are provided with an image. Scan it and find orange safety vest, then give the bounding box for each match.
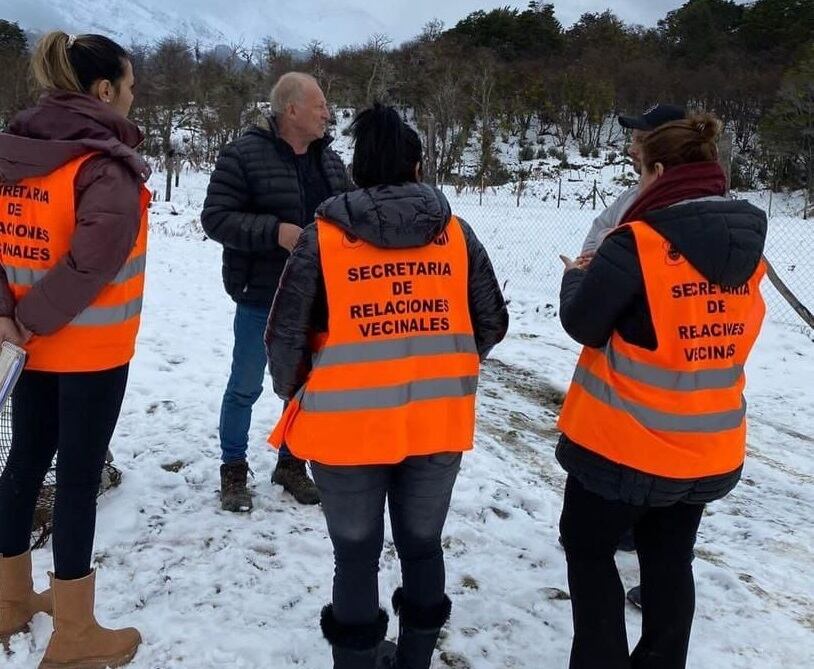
[0,153,149,373]
[270,216,480,465]
[558,221,766,479]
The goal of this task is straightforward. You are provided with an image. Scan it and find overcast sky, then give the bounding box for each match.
[364,0,744,43]
[0,0,753,51]
[384,0,674,34]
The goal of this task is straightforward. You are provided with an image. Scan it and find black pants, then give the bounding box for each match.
[560,475,704,669]
[0,365,128,580]
[312,453,462,626]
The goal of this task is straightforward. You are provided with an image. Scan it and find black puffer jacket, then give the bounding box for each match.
[201,118,351,306]
[266,183,509,400]
[558,197,767,506]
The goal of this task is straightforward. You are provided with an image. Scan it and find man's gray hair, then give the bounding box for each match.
[270,72,318,116]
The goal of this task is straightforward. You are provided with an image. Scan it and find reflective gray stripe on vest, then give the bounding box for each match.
[4,266,45,286]
[314,334,478,368]
[573,366,746,433]
[112,255,146,285]
[5,255,145,287]
[605,346,744,391]
[72,297,143,326]
[300,375,479,413]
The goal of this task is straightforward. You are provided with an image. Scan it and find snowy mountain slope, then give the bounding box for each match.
[0,0,386,50]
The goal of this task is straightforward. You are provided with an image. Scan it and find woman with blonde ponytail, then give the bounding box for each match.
[0,31,148,668]
[31,32,85,92]
[556,111,768,668]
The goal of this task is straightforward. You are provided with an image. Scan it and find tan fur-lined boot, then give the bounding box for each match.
[39,570,140,669]
[1,551,52,647]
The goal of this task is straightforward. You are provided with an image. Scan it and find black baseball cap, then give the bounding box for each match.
[618,104,686,131]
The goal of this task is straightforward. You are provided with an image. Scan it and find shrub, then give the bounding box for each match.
[519,145,536,161]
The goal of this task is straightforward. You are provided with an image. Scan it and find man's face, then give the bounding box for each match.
[288,81,330,144]
[628,129,650,175]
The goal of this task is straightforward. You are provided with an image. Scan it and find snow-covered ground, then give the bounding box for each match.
[4,170,813,668]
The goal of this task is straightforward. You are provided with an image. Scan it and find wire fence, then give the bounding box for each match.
[452,188,813,333]
[0,186,810,547]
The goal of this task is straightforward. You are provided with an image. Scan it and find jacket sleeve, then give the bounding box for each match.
[15,157,141,335]
[560,228,643,348]
[459,219,509,359]
[201,142,282,252]
[266,224,323,400]
[580,187,638,254]
[0,271,14,318]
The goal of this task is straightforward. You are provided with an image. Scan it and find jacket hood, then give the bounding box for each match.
[0,91,149,183]
[317,182,452,249]
[644,197,767,287]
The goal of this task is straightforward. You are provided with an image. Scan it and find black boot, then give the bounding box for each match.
[617,528,636,552]
[321,604,394,669]
[627,584,642,608]
[220,461,253,512]
[272,455,320,505]
[392,588,451,669]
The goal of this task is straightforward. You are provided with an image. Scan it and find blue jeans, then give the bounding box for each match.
[219,303,291,464]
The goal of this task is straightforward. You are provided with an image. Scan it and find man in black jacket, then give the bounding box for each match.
[202,72,351,511]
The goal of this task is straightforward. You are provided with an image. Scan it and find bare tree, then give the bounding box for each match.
[365,33,394,103]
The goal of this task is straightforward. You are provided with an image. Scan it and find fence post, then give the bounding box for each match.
[426,113,437,186]
[768,190,773,219]
[557,176,562,209]
[764,256,814,330]
[164,149,175,203]
[592,179,597,210]
[718,131,733,194]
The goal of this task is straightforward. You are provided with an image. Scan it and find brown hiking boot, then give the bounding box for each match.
[220,461,253,512]
[1,550,52,647]
[272,456,320,505]
[39,571,140,669]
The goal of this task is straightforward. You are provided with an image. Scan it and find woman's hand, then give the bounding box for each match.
[574,252,595,270]
[560,255,582,272]
[0,316,25,346]
[14,316,32,344]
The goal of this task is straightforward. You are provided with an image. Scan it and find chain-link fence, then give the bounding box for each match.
[0,397,123,549]
[760,216,814,331]
[0,187,809,548]
[452,188,813,333]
